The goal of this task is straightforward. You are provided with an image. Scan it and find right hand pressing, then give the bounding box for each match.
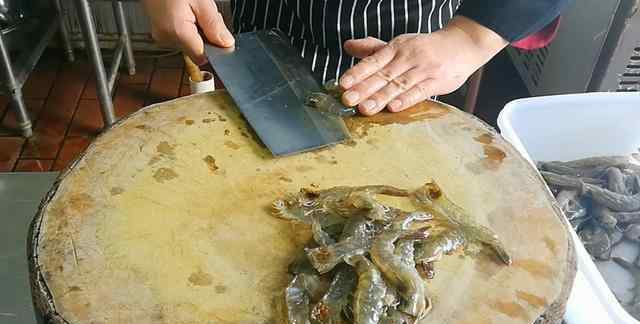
[141,0,235,65]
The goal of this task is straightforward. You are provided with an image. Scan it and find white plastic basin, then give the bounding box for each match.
[497,92,640,324]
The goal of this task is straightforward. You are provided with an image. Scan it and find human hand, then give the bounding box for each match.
[141,0,234,65]
[339,16,508,115]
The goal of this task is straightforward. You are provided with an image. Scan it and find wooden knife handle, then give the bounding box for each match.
[183,54,204,83]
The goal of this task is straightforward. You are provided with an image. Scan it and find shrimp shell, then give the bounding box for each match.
[583,183,640,212]
[411,181,512,265]
[311,266,357,323]
[346,255,387,324]
[285,275,312,324]
[370,229,428,318]
[306,217,375,274]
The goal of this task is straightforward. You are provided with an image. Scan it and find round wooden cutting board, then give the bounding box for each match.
[28,91,575,324]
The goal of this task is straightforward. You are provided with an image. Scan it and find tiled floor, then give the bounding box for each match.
[0,49,527,172]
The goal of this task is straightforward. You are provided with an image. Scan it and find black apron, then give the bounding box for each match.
[231,0,461,83]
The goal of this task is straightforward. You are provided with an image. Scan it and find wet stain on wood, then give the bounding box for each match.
[203,155,219,173]
[279,176,293,183]
[314,155,338,165]
[484,145,506,162]
[492,301,527,320]
[153,168,178,183]
[110,187,124,196]
[215,285,228,294]
[513,259,553,279]
[185,119,195,125]
[296,165,314,172]
[342,139,357,147]
[482,145,507,171]
[156,141,175,156]
[188,269,213,286]
[68,286,82,292]
[345,101,449,137]
[516,290,547,308]
[224,141,241,150]
[68,193,94,213]
[474,133,494,145]
[543,236,558,256]
[148,155,161,166]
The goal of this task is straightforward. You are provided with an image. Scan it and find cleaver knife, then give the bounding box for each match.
[205,29,351,157]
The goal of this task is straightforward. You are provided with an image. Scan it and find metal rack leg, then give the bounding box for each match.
[75,0,116,127]
[0,36,32,137]
[113,1,136,75]
[54,0,75,63]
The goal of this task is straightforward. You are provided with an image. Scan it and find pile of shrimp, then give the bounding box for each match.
[270,181,511,324]
[538,155,640,318]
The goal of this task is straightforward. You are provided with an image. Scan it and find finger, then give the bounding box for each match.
[342,60,412,108]
[339,44,396,89]
[388,79,437,112]
[367,67,426,111]
[343,37,387,59]
[175,21,207,65]
[192,0,235,48]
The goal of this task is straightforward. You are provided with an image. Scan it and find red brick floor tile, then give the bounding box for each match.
[14,159,53,172]
[22,136,64,160]
[0,137,25,171]
[82,73,98,99]
[52,136,92,171]
[157,54,184,68]
[22,60,90,159]
[69,99,103,137]
[119,57,154,85]
[146,68,182,105]
[114,83,147,118]
[0,99,45,135]
[22,68,58,99]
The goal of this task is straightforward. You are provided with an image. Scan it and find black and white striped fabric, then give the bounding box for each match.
[231,0,461,83]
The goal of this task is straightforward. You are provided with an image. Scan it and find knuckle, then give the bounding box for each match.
[361,55,380,68]
[414,84,429,100]
[376,70,394,82]
[392,75,411,91]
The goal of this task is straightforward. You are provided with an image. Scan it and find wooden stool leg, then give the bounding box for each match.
[464,67,484,115]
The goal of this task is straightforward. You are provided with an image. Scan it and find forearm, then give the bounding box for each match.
[444,16,508,63]
[456,0,571,42]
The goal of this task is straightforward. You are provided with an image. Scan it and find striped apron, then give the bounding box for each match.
[231,0,461,83]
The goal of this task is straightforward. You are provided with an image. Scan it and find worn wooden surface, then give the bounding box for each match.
[29,91,575,324]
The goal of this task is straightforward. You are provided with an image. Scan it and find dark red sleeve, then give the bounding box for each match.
[511,17,561,50]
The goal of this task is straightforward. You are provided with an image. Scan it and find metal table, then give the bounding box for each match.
[0,0,74,138]
[0,172,58,324]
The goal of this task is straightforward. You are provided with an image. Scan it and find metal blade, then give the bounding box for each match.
[205,29,350,156]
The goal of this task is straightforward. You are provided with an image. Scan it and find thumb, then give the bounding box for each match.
[193,0,235,48]
[344,37,387,59]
